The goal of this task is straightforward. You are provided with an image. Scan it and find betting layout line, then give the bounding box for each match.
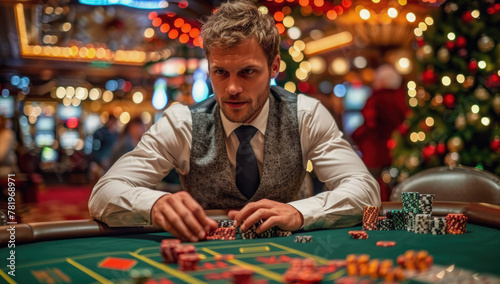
[326,268,347,281]
[0,269,16,284]
[129,252,206,284]
[268,242,330,265]
[16,250,132,269]
[66,258,113,284]
[201,247,283,282]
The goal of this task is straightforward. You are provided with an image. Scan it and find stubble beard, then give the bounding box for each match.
[220,85,270,123]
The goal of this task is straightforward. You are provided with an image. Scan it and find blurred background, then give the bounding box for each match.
[0,0,499,223]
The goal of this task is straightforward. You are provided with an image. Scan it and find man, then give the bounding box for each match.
[89,0,380,242]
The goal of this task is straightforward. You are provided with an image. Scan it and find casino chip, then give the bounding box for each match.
[230,267,254,284]
[293,235,313,243]
[376,241,396,247]
[348,231,368,239]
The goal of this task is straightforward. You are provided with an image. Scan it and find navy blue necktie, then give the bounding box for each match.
[234,125,260,199]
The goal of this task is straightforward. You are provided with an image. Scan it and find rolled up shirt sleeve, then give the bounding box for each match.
[88,103,192,226]
[288,95,381,230]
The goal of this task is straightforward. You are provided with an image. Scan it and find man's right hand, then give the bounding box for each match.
[151,191,218,242]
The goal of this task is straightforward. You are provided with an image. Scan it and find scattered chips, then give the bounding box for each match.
[348,231,369,239]
[283,258,324,284]
[294,235,313,243]
[376,241,396,247]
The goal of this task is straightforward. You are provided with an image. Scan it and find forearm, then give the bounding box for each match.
[288,172,380,230]
[89,142,178,227]
[89,175,169,227]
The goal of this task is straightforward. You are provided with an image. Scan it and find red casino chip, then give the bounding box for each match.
[376,241,396,247]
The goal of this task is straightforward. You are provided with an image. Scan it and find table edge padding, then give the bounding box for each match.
[1,203,498,246]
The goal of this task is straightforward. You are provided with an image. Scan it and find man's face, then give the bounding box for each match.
[208,37,280,123]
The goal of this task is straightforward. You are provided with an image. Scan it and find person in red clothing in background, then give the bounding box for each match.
[352,65,409,201]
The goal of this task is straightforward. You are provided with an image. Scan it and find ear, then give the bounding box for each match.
[270,54,280,79]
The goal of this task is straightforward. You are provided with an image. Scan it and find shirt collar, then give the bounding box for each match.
[221,96,269,137]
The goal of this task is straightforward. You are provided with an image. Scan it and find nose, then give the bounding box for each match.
[226,74,242,96]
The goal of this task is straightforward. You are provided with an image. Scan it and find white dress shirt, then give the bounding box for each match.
[89,94,381,230]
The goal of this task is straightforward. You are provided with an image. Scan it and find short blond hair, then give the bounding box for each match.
[200,0,280,67]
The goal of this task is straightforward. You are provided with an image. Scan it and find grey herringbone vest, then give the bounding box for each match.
[180,86,306,209]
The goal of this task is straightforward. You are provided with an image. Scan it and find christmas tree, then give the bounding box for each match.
[389,0,500,183]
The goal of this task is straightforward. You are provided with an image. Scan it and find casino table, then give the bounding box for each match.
[1,201,500,284]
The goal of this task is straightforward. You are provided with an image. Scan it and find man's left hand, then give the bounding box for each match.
[228,199,304,233]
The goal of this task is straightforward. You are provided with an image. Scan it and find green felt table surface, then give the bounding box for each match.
[1,224,499,283]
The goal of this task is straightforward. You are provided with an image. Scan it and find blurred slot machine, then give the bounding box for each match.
[342,85,371,137]
[0,96,14,119]
[35,116,58,164]
[82,113,101,155]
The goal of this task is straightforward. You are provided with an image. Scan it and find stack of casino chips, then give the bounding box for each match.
[445,213,468,234]
[386,210,405,230]
[418,194,435,214]
[430,217,446,235]
[230,267,254,284]
[205,227,236,240]
[405,210,418,232]
[396,250,433,271]
[378,216,394,231]
[218,219,234,227]
[177,253,201,271]
[283,258,324,284]
[345,254,404,281]
[402,192,420,212]
[160,239,200,271]
[402,192,420,231]
[159,239,182,263]
[362,206,379,230]
[294,235,313,243]
[276,229,293,237]
[414,214,431,234]
[240,219,292,239]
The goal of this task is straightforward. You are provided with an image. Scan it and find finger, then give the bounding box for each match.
[169,199,205,242]
[182,198,216,239]
[228,210,240,226]
[227,210,239,220]
[204,217,219,232]
[257,216,280,234]
[152,208,186,241]
[234,201,271,230]
[241,207,271,232]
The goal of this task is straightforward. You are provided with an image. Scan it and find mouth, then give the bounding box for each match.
[225,101,247,109]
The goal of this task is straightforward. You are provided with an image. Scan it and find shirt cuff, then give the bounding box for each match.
[134,190,171,225]
[287,198,323,230]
